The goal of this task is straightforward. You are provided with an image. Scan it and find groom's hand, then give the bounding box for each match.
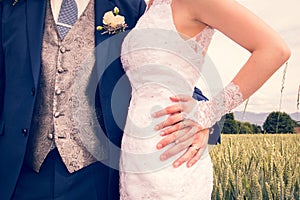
[159,127,209,168]
[152,94,209,167]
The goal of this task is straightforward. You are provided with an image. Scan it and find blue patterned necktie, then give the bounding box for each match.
[57,0,78,39]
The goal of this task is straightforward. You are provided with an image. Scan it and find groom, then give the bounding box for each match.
[0,0,219,199]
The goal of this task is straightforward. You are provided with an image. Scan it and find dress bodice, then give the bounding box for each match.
[119,2,215,199]
[121,0,214,95]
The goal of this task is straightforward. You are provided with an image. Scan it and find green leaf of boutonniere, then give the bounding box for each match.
[96,7,128,35]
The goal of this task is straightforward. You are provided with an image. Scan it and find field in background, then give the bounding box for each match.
[210,134,300,199]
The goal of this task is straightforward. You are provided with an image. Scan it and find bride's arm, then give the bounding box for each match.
[153,0,290,167]
[195,0,290,100]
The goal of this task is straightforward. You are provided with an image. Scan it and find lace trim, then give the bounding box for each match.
[186,82,243,128]
[194,26,215,49]
[186,26,214,56]
[152,0,172,6]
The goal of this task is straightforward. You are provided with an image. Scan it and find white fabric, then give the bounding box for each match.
[50,0,89,23]
[120,0,214,199]
[187,82,244,129]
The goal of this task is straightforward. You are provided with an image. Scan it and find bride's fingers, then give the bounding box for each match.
[155,113,186,131]
[159,119,196,135]
[157,127,191,149]
[159,137,193,161]
[170,95,192,102]
[152,103,182,118]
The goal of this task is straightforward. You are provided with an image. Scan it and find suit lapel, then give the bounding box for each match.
[94,0,115,93]
[26,0,47,87]
[95,0,115,46]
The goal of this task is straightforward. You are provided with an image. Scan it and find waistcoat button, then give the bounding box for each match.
[47,133,54,140]
[54,112,61,118]
[58,68,64,73]
[60,47,66,53]
[57,68,68,73]
[55,89,62,95]
[21,128,28,136]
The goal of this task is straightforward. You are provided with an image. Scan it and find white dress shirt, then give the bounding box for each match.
[50,0,90,23]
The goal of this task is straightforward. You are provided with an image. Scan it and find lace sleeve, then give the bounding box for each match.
[187,82,244,129]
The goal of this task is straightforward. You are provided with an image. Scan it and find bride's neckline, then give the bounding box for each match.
[168,0,210,42]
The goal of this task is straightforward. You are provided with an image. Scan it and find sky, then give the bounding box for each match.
[203,0,300,114]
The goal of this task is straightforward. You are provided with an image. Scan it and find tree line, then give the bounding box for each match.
[221,111,298,134]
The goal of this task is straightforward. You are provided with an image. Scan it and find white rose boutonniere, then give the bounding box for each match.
[97,7,128,35]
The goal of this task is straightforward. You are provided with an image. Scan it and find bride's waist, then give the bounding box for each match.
[131,83,193,99]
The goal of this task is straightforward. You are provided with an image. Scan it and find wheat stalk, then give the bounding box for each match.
[210,134,300,199]
[279,62,288,111]
[276,62,288,133]
[242,98,250,119]
[297,85,300,120]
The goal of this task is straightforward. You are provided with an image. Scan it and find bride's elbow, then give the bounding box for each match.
[279,43,291,63]
[273,41,291,65]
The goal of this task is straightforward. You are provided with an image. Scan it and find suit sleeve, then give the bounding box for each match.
[0,2,5,119]
[193,87,221,145]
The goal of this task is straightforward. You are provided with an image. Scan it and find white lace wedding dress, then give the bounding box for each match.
[120,0,215,199]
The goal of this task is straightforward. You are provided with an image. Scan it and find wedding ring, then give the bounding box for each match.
[190,144,200,151]
[181,120,187,128]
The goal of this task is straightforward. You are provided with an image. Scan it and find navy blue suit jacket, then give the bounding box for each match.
[0,0,146,199]
[0,0,219,199]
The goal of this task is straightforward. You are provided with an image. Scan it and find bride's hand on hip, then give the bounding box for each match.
[152,94,208,167]
[152,94,201,133]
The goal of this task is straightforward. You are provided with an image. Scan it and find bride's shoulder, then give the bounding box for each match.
[186,0,248,27]
[185,0,236,12]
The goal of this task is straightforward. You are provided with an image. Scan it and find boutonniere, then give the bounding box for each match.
[96,7,128,35]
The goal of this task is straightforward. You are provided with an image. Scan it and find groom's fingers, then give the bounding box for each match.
[186,130,209,167]
[186,145,207,167]
[159,137,193,162]
[157,121,202,149]
[172,129,209,167]
[173,126,198,143]
[172,146,198,168]
[157,127,191,149]
[172,134,203,168]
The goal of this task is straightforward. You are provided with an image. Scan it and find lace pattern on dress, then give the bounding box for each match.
[150,0,215,56]
[152,0,172,6]
[186,26,214,56]
[120,0,215,198]
[186,82,244,128]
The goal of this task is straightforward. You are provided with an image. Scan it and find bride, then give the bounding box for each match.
[120,0,290,199]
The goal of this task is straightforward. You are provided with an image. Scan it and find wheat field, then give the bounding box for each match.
[210,134,300,200]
